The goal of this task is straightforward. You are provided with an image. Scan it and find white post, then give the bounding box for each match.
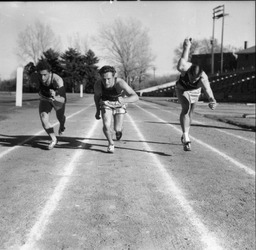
[16,67,23,107]
[80,84,83,98]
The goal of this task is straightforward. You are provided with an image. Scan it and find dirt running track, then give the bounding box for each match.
[0,94,255,250]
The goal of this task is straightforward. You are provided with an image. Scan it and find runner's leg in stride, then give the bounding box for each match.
[113,108,126,141]
[39,100,58,150]
[56,105,66,135]
[101,108,115,153]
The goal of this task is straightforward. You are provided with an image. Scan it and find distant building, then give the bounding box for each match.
[235,46,255,71]
[191,53,237,75]
[191,42,255,75]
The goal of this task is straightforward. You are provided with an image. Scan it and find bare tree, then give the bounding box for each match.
[67,32,89,54]
[16,20,61,64]
[97,18,155,84]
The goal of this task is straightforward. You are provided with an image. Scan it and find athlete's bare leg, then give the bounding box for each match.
[101,108,114,147]
[56,105,66,135]
[113,113,125,140]
[178,95,191,141]
[188,102,196,132]
[114,113,124,132]
[39,101,57,144]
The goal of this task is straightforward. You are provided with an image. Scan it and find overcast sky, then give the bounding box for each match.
[0,1,255,80]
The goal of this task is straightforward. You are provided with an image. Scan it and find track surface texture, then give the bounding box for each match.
[0,93,255,250]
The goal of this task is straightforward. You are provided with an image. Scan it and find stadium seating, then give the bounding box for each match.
[209,70,255,102]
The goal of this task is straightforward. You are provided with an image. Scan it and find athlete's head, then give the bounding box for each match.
[99,65,116,76]
[36,60,52,84]
[99,65,116,88]
[187,64,203,83]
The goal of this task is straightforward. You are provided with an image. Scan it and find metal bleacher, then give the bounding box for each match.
[209,70,255,102]
[136,69,255,103]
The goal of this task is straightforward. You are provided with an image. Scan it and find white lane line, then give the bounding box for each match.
[20,119,100,250]
[127,113,224,250]
[140,100,255,144]
[136,104,255,176]
[0,105,94,159]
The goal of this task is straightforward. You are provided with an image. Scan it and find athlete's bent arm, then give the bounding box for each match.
[50,75,65,103]
[117,79,139,105]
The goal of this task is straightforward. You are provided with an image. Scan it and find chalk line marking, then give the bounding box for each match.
[0,105,94,159]
[20,119,100,250]
[127,113,223,250]
[136,103,255,176]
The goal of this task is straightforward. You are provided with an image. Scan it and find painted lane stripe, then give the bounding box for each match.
[127,113,223,250]
[136,104,255,176]
[20,119,100,250]
[140,100,255,144]
[0,105,94,159]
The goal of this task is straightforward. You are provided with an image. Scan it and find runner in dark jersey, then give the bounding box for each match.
[36,60,67,150]
[176,38,217,151]
[94,65,139,153]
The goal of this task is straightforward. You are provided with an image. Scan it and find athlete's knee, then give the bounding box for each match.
[181,108,190,115]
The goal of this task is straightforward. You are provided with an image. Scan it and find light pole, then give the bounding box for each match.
[212,5,228,74]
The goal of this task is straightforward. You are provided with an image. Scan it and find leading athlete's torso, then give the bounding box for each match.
[101,78,123,101]
[39,73,61,98]
[177,71,201,90]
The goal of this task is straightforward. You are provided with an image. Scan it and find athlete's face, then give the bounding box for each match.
[101,72,114,88]
[39,70,51,84]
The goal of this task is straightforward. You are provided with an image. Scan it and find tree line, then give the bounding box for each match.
[0,18,241,92]
[23,48,100,94]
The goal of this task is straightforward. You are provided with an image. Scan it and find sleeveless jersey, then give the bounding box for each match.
[101,78,123,101]
[177,71,201,90]
[39,73,66,101]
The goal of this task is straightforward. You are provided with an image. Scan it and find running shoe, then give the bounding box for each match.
[58,116,66,135]
[183,141,191,151]
[107,144,115,153]
[116,131,122,141]
[48,140,58,150]
[181,135,191,151]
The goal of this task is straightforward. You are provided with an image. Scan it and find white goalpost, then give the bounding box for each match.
[16,67,23,107]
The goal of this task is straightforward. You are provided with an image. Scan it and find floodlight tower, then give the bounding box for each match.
[211,5,228,74]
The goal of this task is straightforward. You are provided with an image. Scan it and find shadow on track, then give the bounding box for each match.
[0,134,104,152]
[0,134,173,156]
